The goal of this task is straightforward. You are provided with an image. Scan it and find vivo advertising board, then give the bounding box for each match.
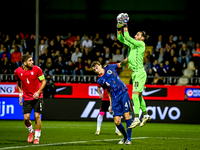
[0,97,36,120]
[42,98,200,124]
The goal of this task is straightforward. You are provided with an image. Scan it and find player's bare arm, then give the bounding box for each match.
[33,77,46,99]
[16,79,23,106]
[97,86,103,99]
[118,58,128,68]
[107,91,112,113]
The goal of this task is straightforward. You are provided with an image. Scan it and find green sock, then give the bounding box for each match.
[139,96,147,115]
[132,94,140,117]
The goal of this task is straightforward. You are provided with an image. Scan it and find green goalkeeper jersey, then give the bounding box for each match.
[117,29,145,72]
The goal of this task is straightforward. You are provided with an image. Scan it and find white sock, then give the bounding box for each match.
[35,130,41,140]
[144,114,149,118]
[115,125,119,132]
[97,115,103,131]
[134,117,139,121]
[26,125,34,133]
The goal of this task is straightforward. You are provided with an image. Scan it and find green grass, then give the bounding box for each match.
[0,121,200,150]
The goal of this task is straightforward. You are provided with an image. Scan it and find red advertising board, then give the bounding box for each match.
[0,82,200,101]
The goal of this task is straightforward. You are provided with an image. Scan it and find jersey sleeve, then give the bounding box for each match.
[124,27,145,47]
[37,67,45,81]
[117,31,132,47]
[14,70,19,81]
[109,64,119,69]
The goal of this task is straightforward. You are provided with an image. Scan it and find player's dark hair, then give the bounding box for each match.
[140,31,150,42]
[21,54,32,63]
[91,61,101,68]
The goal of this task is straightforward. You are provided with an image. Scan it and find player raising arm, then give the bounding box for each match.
[91,61,132,145]
[15,54,46,144]
[116,13,151,128]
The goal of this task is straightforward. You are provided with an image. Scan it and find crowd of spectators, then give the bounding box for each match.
[145,34,200,84]
[0,32,199,83]
[0,32,125,76]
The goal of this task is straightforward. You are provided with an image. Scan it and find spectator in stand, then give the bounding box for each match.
[111,36,122,54]
[0,47,11,62]
[152,59,160,74]
[154,35,163,54]
[159,62,165,76]
[152,73,163,84]
[98,56,104,65]
[53,50,60,63]
[53,56,65,75]
[112,49,124,63]
[157,47,165,64]
[144,57,151,74]
[177,35,184,50]
[40,48,51,64]
[81,35,92,51]
[70,40,80,53]
[145,50,154,64]
[39,39,48,54]
[186,36,195,51]
[146,68,154,84]
[59,39,67,53]
[76,35,81,47]
[103,33,113,50]
[168,49,177,64]
[29,34,36,53]
[73,57,84,75]
[0,44,4,53]
[65,60,74,75]
[82,48,92,63]
[93,51,101,62]
[65,32,76,47]
[1,56,12,74]
[166,34,174,48]
[85,59,95,75]
[163,60,170,76]
[170,56,182,76]
[4,34,12,51]
[92,33,103,52]
[71,47,82,64]
[54,35,61,49]
[12,34,23,53]
[62,47,71,65]
[43,35,49,46]
[11,46,21,69]
[38,57,45,71]
[178,43,190,68]
[192,42,200,69]
[44,57,54,76]
[48,40,56,56]
[103,47,112,64]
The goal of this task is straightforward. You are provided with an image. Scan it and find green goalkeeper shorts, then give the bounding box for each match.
[131,69,147,93]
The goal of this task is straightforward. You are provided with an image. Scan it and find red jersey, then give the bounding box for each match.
[102,89,109,101]
[14,65,44,101]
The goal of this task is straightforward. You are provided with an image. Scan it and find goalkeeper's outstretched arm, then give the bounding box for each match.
[123,26,143,47]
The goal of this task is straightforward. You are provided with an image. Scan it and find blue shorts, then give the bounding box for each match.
[112,91,131,117]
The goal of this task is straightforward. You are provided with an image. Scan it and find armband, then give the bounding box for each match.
[38,75,45,81]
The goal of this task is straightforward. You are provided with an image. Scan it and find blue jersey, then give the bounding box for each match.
[97,64,127,99]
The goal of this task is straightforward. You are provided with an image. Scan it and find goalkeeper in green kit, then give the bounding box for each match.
[116,13,151,128]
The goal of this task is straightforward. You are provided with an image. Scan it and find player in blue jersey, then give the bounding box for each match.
[91,60,132,145]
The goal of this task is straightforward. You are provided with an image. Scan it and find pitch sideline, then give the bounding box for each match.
[1,137,200,150]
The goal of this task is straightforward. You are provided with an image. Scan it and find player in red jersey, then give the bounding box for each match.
[95,86,122,136]
[14,54,46,144]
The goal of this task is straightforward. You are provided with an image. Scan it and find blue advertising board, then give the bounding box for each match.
[185,88,200,98]
[0,97,39,120]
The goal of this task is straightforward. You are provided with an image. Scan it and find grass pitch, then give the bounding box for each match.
[0,121,200,150]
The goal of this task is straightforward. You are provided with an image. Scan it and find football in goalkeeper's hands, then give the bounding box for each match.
[116,13,124,23]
